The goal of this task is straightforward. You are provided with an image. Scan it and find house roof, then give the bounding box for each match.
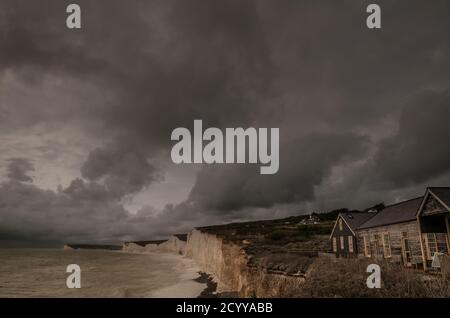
[429,187,450,210]
[341,212,375,230]
[358,197,423,230]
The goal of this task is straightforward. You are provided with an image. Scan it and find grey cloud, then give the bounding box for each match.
[375,89,450,186]
[6,158,34,182]
[0,177,212,245]
[80,142,161,198]
[1,0,275,141]
[189,133,369,212]
[1,1,450,244]
[63,178,114,202]
[0,179,127,244]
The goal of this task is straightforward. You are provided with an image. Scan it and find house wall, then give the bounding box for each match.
[330,216,357,258]
[357,221,423,267]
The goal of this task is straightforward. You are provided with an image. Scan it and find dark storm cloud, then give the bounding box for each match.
[1,0,450,243]
[375,89,450,186]
[0,173,211,244]
[0,0,280,243]
[0,0,274,140]
[0,178,127,243]
[189,133,369,212]
[63,178,114,202]
[81,141,161,198]
[0,160,186,243]
[6,158,34,182]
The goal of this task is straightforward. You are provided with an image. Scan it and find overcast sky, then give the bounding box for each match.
[0,0,449,246]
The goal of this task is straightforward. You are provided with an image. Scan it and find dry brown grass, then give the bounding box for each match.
[293,257,450,298]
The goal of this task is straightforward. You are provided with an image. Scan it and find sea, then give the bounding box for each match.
[0,248,206,297]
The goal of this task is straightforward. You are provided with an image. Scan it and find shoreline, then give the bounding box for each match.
[120,250,217,298]
[194,272,217,298]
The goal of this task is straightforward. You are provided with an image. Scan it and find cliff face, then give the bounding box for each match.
[185,229,249,295]
[122,229,311,297]
[185,229,307,297]
[122,236,186,255]
[156,235,187,255]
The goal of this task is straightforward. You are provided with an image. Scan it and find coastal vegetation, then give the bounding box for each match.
[297,258,450,298]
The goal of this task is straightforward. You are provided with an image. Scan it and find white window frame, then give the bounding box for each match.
[339,219,343,231]
[332,237,337,252]
[348,236,354,253]
[340,236,344,250]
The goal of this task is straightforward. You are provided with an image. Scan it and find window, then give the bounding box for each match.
[436,233,449,254]
[425,233,438,260]
[364,235,371,257]
[339,219,343,231]
[332,237,337,252]
[382,233,391,258]
[340,236,345,250]
[425,233,449,259]
[348,236,354,253]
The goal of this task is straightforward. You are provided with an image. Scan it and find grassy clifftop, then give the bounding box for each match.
[197,212,339,254]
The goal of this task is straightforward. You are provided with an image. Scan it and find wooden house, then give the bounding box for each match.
[329,212,374,258]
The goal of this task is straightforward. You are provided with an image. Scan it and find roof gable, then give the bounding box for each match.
[429,187,450,211]
[330,212,374,238]
[421,193,447,216]
[417,187,450,217]
[358,197,423,229]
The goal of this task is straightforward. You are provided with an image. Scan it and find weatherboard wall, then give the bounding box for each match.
[356,221,423,267]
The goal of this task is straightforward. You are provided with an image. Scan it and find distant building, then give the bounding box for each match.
[299,214,320,225]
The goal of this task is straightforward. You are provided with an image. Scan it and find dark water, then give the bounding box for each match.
[0,248,204,297]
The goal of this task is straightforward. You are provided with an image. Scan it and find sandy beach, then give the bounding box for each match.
[0,248,209,298]
[140,253,209,298]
